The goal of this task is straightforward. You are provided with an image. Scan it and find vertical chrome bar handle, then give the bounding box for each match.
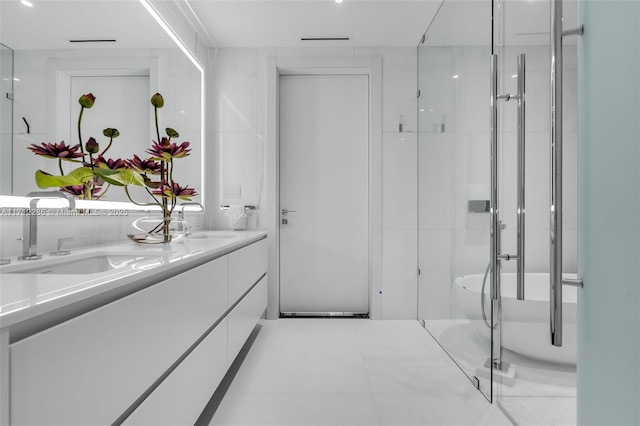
[516,53,526,301]
[490,54,500,301]
[550,0,563,347]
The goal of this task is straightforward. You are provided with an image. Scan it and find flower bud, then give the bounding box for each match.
[151,93,164,108]
[103,128,120,138]
[85,137,99,154]
[166,128,179,138]
[78,93,96,109]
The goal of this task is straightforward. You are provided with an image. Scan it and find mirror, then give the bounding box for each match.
[0,0,202,206]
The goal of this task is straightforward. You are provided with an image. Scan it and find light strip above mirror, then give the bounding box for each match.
[137,0,204,74]
[138,0,207,210]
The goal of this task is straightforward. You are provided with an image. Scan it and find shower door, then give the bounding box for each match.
[492,0,579,424]
[417,0,495,401]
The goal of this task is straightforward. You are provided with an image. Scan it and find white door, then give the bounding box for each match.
[279,74,369,315]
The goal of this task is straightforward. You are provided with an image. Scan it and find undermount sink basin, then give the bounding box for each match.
[4,253,163,275]
[188,234,239,240]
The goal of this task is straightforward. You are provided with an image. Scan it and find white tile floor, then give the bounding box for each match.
[209,319,513,426]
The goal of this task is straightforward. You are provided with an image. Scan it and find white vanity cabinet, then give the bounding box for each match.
[7,237,267,426]
[124,238,268,425]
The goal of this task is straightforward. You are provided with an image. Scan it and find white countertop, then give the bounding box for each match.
[0,230,267,331]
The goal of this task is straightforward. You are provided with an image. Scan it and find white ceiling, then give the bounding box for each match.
[187,0,443,48]
[0,0,578,52]
[0,0,175,51]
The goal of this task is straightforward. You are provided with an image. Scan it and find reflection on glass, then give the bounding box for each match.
[0,0,202,207]
[417,0,493,400]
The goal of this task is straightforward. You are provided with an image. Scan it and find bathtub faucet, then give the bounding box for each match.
[19,191,76,260]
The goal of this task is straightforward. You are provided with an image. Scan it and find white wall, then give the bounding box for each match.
[207,47,418,319]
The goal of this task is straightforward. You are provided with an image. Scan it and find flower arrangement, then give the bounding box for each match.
[28,92,197,243]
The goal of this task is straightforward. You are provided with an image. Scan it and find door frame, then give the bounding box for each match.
[266,56,383,320]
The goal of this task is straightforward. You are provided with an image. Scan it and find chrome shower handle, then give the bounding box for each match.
[490,54,526,302]
[489,54,500,302]
[516,53,526,301]
[550,0,584,347]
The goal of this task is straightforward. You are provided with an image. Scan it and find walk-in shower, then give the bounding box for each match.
[417,0,580,424]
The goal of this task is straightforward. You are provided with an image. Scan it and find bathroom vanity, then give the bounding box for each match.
[0,231,267,425]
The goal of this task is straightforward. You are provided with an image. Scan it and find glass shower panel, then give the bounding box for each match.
[0,43,13,195]
[417,0,494,401]
[493,0,578,424]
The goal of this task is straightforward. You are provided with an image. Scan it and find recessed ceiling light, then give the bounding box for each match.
[21,0,33,7]
[512,74,518,78]
[335,0,343,3]
[301,36,351,42]
[452,74,460,79]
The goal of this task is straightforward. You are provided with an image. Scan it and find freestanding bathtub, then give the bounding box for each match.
[454,273,577,365]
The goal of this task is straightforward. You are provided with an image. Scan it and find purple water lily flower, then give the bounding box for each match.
[152,181,197,200]
[28,141,83,159]
[147,139,191,160]
[61,184,102,199]
[127,154,162,174]
[94,155,126,170]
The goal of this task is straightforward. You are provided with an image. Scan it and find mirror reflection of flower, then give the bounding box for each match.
[28,92,197,242]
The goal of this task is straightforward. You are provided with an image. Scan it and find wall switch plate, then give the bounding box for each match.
[224,184,241,198]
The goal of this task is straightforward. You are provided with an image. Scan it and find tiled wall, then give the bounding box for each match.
[207,47,419,319]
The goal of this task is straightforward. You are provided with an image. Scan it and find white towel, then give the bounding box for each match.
[226,205,246,230]
[225,204,246,219]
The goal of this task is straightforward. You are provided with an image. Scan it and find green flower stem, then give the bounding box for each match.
[78,106,85,155]
[169,158,176,214]
[100,137,114,156]
[154,107,161,143]
[58,159,64,176]
[95,184,110,200]
[154,106,169,218]
[125,185,162,208]
[143,186,164,208]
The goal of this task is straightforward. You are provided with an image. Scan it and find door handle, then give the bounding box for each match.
[550,0,584,347]
[281,209,297,215]
[491,54,526,301]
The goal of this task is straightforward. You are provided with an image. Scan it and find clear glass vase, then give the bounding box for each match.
[127,215,189,244]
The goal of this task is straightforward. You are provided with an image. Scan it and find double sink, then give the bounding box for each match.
[2,232,244,276]
[2,252,167,275]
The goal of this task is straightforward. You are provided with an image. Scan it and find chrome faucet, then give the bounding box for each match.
[19,191,76,260]
[174,202,204,234]
[176,202,204,221]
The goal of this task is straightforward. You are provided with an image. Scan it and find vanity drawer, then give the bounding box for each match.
[9,257,228,426]
[228,276,267,365]
[228,238,267,305]
[123,319,228,426]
